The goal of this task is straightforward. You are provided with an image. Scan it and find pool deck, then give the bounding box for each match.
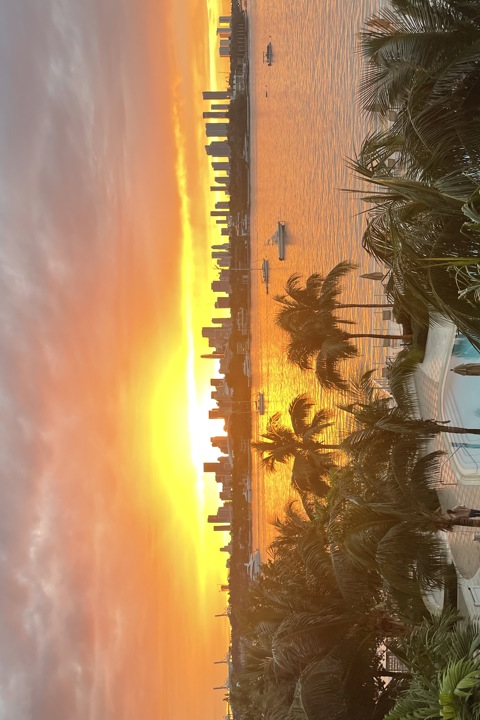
[413,316,480,618]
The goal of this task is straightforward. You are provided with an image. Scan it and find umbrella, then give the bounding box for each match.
[451,363,480,376]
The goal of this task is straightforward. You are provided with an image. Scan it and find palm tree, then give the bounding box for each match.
[359,0,480,118]
[354,0,480,346]
[237,516,408,720]
[337,372,480,488]
[252,395,338,496]
[342,393,480,446]
[385,610,480,720]
[294,643,399,720]
[275,263,393,312]
[274,264,410,390]
[327,449,454,600]
[353,0,480,347]
[236,602,386,720]
[359,0,480,182]
[327,431,480,605]
[350,158,480,347]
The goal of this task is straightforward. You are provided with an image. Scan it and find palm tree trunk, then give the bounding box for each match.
[438,426,480,436]
[338,303,394,309]
[347,332,411,340]
[447,518,480,527]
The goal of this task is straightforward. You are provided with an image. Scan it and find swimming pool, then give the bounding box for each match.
[442,335,480,475]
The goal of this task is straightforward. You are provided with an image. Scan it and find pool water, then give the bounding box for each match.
[442,335,480,474]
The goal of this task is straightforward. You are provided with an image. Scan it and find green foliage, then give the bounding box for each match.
[353,0,480,345]
[385,612,480,720]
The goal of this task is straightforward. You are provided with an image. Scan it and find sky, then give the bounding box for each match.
[0,0,231,717]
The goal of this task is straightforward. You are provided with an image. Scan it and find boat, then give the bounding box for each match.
[245,550,261,579]
[257,392,265,415]
[243,352,251,382]
[277,221,286,260]
[266,221,286,260]
[261,258,269,293]
[263,42,273,66]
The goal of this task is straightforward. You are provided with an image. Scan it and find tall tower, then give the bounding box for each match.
[202,90,230,101]
[206,123,228,138]
[205,141,230,157]
[212,161,230,171]
[203,111,228,119]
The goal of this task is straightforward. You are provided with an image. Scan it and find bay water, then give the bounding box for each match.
[247,0,389,552]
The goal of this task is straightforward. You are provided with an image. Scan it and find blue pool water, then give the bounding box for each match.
[443,335,480,473]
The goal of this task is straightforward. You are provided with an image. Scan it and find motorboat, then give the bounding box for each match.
[277,221,286,260]
[245,550,261,579]
[263,42,273,66]
[257,392,265,415]
[261,258,269,293]
[266,221,286,261]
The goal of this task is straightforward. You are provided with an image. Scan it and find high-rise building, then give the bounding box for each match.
[204,458,230,473]
[202,90,230,100]
[212,254,229,268]
[205,141,230,157]
[212,161,230,171]
[206,123,228,138]
[203,111,228,119]
[211,436,229,452]
[202,353,225,360]
[208,504,232,524]
[211,280,231,293]
[215,296,231,309]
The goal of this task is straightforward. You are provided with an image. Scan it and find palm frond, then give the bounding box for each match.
[288,394,314,437]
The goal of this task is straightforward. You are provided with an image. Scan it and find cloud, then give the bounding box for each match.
[0,0,186,717]
[0,0,229,716]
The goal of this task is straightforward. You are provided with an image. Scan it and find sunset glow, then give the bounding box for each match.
[0,0,232,717]
[127,0,232,714]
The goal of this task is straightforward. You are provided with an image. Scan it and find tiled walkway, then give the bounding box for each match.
[413,319,480,618]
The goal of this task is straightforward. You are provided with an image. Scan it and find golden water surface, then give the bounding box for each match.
[247,0,388,552]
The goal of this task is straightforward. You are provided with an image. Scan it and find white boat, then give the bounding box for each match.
[277,221,286,260]
[261,258,269,293]
[245,550,261,579]
[266,221,286,260]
